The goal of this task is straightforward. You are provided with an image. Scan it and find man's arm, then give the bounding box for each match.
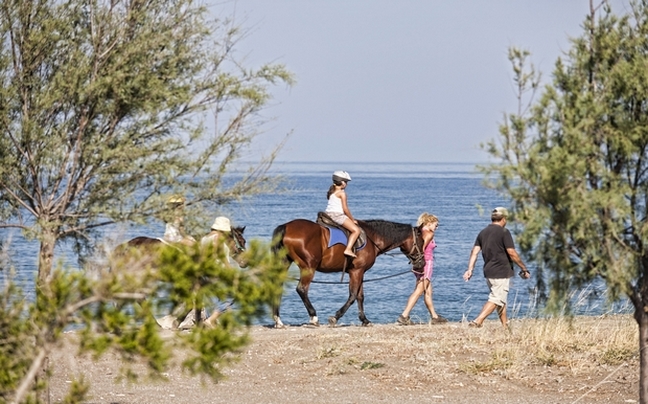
[507,247,530,279]
[463,245,481,281]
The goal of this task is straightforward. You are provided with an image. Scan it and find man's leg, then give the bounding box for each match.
[497,304,508,329]
[473,301,497,325]
[471,278,509,327]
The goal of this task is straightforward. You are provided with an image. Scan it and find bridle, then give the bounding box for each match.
[229,227,246,256]
[404,227,425,268]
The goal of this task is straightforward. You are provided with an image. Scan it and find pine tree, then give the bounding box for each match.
[485,1,648,400]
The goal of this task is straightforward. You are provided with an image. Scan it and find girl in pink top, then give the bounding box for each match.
[397,212,447,325]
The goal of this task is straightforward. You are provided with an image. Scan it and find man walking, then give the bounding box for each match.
[463,207,530,329]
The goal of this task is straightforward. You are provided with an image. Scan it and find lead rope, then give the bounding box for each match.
[339,226,420,283]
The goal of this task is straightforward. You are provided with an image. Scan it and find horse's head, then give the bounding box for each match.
[400,225,425,270]
[229,226,248,268]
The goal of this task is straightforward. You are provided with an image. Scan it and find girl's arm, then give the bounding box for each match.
[339,191,356,222]
[422,230,433,250]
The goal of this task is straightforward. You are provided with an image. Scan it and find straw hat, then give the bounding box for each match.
[167,195,186,205]
[211,216,231,232]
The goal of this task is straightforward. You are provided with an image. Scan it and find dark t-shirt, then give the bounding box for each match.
[474,224,515,279]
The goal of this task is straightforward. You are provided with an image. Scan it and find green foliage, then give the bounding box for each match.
[0,0,294,281]
[360,361,385,370]
[0,240,286,402]
[0,1,295,400]
[0,278,37,399]
[483,2,648,315]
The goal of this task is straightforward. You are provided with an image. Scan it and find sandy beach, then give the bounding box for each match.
[47,316,639,404]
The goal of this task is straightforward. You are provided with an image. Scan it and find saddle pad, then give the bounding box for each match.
[326,227,366,250]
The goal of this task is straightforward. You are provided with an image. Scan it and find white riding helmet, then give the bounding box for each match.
[332,171,352,182]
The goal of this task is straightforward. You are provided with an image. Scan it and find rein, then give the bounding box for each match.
[301,227,422,285]
[364,226,423,266]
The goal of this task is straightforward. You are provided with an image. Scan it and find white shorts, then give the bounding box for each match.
[326,212,348,225]
[486,278,510,307]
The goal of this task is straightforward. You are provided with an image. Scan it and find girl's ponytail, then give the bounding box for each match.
[327,184,337,199]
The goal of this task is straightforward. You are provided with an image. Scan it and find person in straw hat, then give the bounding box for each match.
[163,195,196,246]
[201,216,235,327]
[201,216,233,256]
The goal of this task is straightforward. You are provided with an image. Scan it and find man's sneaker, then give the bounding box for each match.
[397,315,412,325]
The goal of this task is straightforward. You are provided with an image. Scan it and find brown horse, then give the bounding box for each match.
[111,226,248,328]
[271,219,425,327]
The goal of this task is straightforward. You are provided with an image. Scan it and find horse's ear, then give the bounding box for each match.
[240,226,246,234]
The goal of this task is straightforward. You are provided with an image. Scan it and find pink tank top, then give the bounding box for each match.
[420,238,436,279]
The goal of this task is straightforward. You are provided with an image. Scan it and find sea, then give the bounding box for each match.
[1,161,632,327]
[225,161,631,325]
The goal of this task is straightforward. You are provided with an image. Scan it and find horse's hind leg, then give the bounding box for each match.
[272,292,285,328]
[271,273,287,328]
[296,269,319,326]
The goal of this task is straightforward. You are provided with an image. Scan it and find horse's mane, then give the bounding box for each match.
[359,219,413,246]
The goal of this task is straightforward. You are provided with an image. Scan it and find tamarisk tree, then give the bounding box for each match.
[0,0,293,283]
[484,1,648,401]
[0,0,294,402]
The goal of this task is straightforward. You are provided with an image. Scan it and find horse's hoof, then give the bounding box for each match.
[274,323,286,329]
[328,316,338,326]
[361,321,372,327]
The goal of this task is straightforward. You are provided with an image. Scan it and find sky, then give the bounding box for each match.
[212,1,630,164]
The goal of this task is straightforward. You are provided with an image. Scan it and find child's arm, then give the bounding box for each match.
[339,191,356,222]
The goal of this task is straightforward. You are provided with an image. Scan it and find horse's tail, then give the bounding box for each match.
[271,224,287,257]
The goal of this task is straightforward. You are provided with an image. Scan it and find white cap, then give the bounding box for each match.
[491,207,509,220]
[211,216,231,231]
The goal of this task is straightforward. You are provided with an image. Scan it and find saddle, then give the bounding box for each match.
[316,212,366,249]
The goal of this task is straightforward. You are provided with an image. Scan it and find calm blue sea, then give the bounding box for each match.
[226,162,631,326]
[2,161,631,326]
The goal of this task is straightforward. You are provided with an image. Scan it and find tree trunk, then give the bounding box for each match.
[38,231,56,284]
[632,280,648,404]
[639,309,648,404]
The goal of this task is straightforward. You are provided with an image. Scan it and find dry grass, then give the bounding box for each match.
[457,315,637,379]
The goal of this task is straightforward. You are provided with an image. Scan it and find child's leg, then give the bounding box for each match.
[342,218,361,257]
[422,279,439,318]
[401,278,425,318]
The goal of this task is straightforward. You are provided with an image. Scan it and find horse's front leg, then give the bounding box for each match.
[296,268,319,326]
[328,272,362,326]
[356,282,371,326]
